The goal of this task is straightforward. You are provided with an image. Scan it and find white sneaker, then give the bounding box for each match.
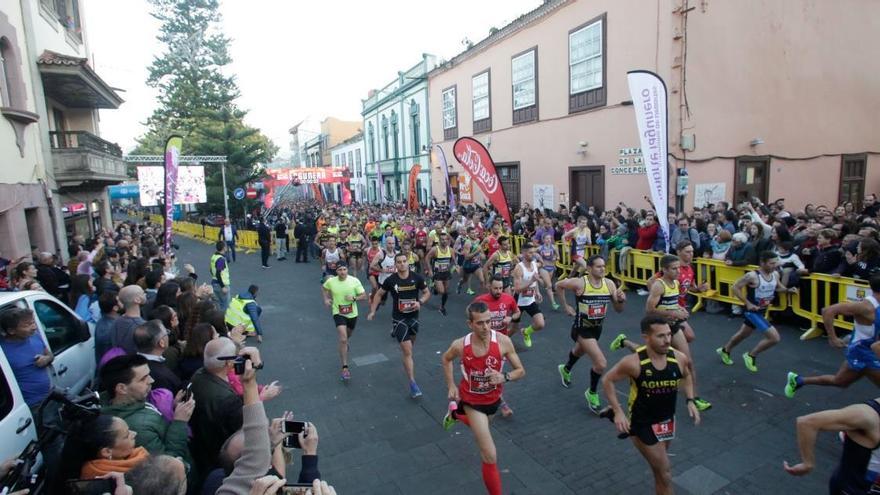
[731,305,743,315]
[636,289,649,296]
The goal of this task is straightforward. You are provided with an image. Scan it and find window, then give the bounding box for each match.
[367,123,375,163]
[391,111,399,159]
[442,86,457,140]
[347,151,353,169]
[569,14,606,113]
[381,116,389,160]
[33,299,82,355]
[0,39,11,107]
[512,48,538,124]
[472,70,491,133]
[355,149,362,177]
[410,101,420,153]
[840,154,867,209]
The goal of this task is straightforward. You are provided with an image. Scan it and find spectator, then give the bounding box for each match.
[838,238,880,280]
[99,354,194,463]
[12,261,38,290]
[219,218,238,263]
[258,218,272,269]
[635,211,659,250]
[178,322,218,381]
[777,241,809,287]
[710,229,732,260]
[94,259,120,297]
[725,232,757,267]
[670,218,700,252]
[126,454,188,495]
[0,308,52,408]
[749,223,774,255]
[155,281,180,310]
[70,274,96,323]
[274,219,288,261]
[141,268,164,319]
[111,285,147,354]
[150,305,185,373]
[189,337,246,477]
[862,193,879,218]
[35,252,61,300]
[811,228,843,274]
[721,210,737,234]
[55,415,149,487]
[95,291,121,365]
[134,320,182,394]
[225,284,264,343]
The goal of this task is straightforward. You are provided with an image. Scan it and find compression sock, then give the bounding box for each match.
[441,292,448,308]
[565,352,580,371]
[481,462,502,495]
[589,369,602,393]
[457,411,471,427]
[523,325,534,336]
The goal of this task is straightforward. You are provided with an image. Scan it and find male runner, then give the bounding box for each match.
[345,228,366,276]
[562,216,592,276]
[509,243,546,348]
[555,254,626,413]
[472,275,521,417]
[611,253,711,411]
[483,236,514,292]
[321,237,345,284]
[425,232,454,315]
[441,301,525,495]
[717,250,797,372]
[367,253,431,398]
[784,397,880,495]
[401,240,420,274]
[786,275,880,398]
[458,227,485,295]
[322,262,367,381]
[601,315,699,495]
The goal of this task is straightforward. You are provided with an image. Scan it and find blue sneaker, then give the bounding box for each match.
[409,381,422,399]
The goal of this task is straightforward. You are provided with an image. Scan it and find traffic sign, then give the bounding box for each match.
[233,187,245,200]
[246,189,258,199]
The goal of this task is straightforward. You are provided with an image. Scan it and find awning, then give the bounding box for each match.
[37,50,124,109]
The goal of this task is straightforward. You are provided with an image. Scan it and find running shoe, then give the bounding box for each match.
[784,371,800,399]
[499,401,514,417]
[552,302,560,311]
[716,347,733,365]
[456,284,463,295]
[742,352,758,372]
[636,289,649,296]
[466,288,475,295]
[585,390,601,414]
[522,327,533,348]
[557,364,572,388]
[693,397,712,411]
[409,381,423,398]
[341,368,351,381]
[439,307,447,316]
[610,333,628,352]
[442,410,456,431]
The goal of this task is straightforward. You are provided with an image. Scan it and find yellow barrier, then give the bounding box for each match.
[789,273,870,340]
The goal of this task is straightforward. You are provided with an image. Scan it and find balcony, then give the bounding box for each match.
[50,131,127,191]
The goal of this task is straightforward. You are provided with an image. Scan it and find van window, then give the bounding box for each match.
[0,364,12,420]
[33,300,81,355]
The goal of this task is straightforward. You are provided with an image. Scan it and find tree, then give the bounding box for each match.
[132,0,277,214]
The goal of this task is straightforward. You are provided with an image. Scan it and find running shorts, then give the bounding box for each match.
[846,342,880,371]
[571,323,602,342]
[464,261,481,273]
[629,419,673,446]
[512,302,542,323]
[458,400,501,417]
[333,314,357,329]
[669,319,686,335]
[391,317,419,343]
[433,271,451,281]
[743,311,772,332]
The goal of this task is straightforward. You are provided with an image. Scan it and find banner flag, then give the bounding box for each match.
[163,135,183,254]
[627,70,670,252]
[311,183,324,204]
[342,184,352,206]
[453,137,512,227]
[432,145,455,211]
[407,164,422,211]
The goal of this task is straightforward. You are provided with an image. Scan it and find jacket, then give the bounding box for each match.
[216,403,270,495]
[101,399,191,464]
[189,367,244,476]
[144,356,183,394]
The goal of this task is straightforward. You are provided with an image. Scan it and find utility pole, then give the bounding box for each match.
[220,161,230,220]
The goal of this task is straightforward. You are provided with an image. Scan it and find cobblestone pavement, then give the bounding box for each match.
[175,235,874,494]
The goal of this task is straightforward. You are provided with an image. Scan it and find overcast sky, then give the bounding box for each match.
[84,0,541,157]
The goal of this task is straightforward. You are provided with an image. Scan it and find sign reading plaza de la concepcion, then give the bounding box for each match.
[611,147,646,175]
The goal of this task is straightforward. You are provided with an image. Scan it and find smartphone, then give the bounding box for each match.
[66,478,117,495]
[282,421,307,434]
[279,484,314,495]
[182,382,193,402]
[283,435,302,449]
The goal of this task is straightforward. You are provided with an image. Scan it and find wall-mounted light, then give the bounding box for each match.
[749,138,764,147]
[577,141,588,155]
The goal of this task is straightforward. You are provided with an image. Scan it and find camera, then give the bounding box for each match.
[217,354,263,375]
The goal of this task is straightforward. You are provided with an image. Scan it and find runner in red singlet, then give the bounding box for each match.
[441,301,525,495]
[472,275,521,417]
[366,237,383,300]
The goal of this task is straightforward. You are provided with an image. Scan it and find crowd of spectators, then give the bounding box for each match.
[0,219,334,494]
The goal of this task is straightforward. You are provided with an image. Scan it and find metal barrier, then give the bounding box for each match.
[789,273,869,340]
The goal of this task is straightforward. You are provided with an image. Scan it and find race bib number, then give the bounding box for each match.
[327,262,337,270]
[436,260,450,272]
[522,287,535,297]
[338,304,353,315]
[500,266,511,277]
[398,299,418,313]
[652,418,675,442]
[468,372,495,394]
[758,297,772,308]
[580,303,607,319]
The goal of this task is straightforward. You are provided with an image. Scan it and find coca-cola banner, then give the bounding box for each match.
[453,137,512,227]
[407,164,421,211]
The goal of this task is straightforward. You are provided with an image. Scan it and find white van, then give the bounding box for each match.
[0,290,94,467]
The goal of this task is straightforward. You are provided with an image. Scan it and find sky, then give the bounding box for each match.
[84,0,541,157]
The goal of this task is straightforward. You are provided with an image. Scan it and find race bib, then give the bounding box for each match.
[651,418,675,442]
[522,287,535,297]
[758,297,772,308]
[338,304,353,315]
[436,260,450,272]
[468,372,495,394]
[500,266,511,277]
[327,262,337,270]
[398,298,418,313]
[580,303,607,319]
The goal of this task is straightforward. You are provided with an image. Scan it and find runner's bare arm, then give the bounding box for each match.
[602,355,640,433]
[352,286,368,301]
[425,248,437,276]
[482,252,499,275]
[607,279,626,313]
[785,404,880,476]
[442,340,464,400]
[644,279,672,319]
[675,350,700,425]
[822,300,874,345]
[732,272,758,309]
[508,305,521,325]
[555,277,583,315]
[368,287,387,315]
[511,264,526,292]
[321,286,332,307]
[499,334,525,381]
[418,286,431,306]
[368,253,382,272]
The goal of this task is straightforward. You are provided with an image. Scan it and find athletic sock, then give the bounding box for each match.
[565,352,580,371]
[589,369,602,393]
[441,293,448,307]
[523,325,534,336]
[481,462,502,495]
[795,375,805,388]
[457,411,471,427]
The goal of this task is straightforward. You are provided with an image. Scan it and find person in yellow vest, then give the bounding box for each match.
[210,241,230,310]
[225,284,264,343]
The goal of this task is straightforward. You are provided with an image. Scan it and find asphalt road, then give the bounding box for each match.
[173,234,875,494]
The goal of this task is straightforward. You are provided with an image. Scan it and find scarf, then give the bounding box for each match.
[80,446,150,478]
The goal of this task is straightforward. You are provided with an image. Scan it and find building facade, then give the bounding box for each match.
[0,0,125,259]
[362,54,436,205]
[288,117,321,168]
[427,0,880,214]
[330,132,366,203]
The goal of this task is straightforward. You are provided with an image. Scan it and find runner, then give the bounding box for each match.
[458,227,485,295]
[509,243,546,348]
[321,237,345,284]
[414,220,429,272]
[425,232,454,315]
[472,275,521,417]
[600,315,700,495]
[402,240,420,274]
[716,251,797,372]
[555,254,626,413]
[441,301,525,495]
[370,236,399,302]
[367,253,431,398]
[322,262,367,381]
[537,234,560,310]
[482,236,514,293]
[562,216,592,276]
[610,253,711,411]
[345,228,366,277]
[785,276,880,398]
[366,237,383,299]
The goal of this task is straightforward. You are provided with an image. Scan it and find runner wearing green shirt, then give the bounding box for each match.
[322,261,367,381]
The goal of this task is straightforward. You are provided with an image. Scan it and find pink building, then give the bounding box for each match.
[428,0,880,214]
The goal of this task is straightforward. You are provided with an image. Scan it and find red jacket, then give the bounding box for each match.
[636,223,659,250]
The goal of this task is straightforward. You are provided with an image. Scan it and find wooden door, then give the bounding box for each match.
[839,154,867,209]
[733,157,770,205]
[569,167,605,210]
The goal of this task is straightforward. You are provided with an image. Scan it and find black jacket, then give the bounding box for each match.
[257,224,271,245]
[189,368,243,476]
[146,358,183,395]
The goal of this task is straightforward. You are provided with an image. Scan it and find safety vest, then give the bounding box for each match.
[210,253,229,286]
[225,296,256,335]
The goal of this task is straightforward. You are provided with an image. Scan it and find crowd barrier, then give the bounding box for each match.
[143,216,868,338]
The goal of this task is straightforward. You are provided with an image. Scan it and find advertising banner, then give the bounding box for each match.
[163,135,183,254]
[459,174,473,204]
[627,70,670,252]
[407,164,422,211]
[137,166,206,206]
[453,137,512,226]
[432,145,455,211]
